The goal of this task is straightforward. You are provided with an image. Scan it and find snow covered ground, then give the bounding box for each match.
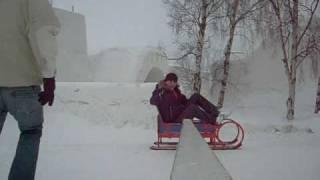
[0,82,319,180]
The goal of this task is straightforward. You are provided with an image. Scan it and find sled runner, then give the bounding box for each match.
[150,112,244,150]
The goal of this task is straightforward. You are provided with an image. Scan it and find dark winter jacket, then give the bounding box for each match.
[150,84,188,122]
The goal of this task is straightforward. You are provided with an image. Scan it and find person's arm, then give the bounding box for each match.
[180,94,188,105]
[29,26,59,106]
[29,25,59,78]
[150,81,165,106]
[27,0,60,78]
[27,0,61,106]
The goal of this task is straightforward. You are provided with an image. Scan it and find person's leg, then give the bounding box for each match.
[188,93,219,117]
[0,88,8,134]
[176,104,215,124]
[4,86,44,180]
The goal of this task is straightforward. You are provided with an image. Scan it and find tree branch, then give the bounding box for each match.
[297,0,320,46]
[167,49,196,61]
[235,0,267,25]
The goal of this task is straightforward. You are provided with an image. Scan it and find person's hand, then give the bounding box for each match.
[160,80,174,90]
[157,80,166,89]
[38,78,55,106]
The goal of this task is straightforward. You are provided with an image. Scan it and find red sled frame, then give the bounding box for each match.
[150,114,244,150]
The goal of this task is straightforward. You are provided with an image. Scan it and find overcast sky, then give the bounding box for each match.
[53,0,174,54]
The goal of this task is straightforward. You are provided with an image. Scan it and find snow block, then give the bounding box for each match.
[170,119,233,180]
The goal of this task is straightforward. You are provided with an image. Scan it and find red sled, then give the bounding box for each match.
[150,113,244,150]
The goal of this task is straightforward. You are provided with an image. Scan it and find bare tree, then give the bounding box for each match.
[312,37,320,114]
[163,0,224,93]
[216,0,267,108]
[310,18,320,113]
[316,76,320,113]
[268,0,319,120]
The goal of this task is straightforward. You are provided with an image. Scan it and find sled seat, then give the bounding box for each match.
[158,114,215,138]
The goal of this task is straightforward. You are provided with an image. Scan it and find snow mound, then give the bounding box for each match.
[51,82,319,133]
[52,82,158,129]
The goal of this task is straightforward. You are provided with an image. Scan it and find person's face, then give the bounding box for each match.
[165,80,177,89]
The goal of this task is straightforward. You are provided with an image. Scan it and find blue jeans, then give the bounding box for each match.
[0,86,43,180]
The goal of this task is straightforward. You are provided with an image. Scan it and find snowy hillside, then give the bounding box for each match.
[0,82,319,180]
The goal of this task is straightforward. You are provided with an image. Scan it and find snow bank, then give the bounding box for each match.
[53,82,158,129]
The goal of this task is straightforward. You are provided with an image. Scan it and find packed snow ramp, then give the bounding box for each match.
[170,119,233,180]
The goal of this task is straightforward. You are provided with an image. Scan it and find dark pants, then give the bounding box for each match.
[0,86,43,180]
[175,93,219,123]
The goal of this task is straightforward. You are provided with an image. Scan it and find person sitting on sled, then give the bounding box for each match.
[150,73,220,124]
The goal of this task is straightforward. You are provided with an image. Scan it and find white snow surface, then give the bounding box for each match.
[0,82,320,180]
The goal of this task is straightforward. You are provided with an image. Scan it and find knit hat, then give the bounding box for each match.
[164,73,178,82]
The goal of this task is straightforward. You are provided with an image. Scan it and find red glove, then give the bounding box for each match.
[38,78,55,106]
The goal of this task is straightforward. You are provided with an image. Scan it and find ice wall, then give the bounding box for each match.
[91,47,169,82]
[54,8,93,82]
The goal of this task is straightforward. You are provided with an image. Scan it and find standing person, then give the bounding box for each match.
[150,73,220,124]
[0,0,60,179]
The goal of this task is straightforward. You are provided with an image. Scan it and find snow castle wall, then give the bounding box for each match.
[54,8,93,82]
[91,47,169,83]
[52,8,169,83]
